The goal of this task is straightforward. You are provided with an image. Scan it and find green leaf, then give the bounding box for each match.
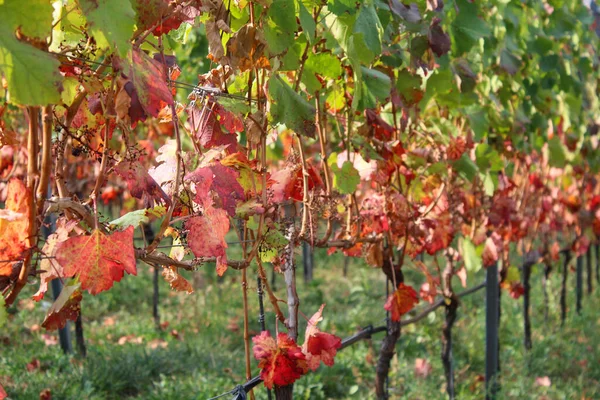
[547,136,567,168]
[0,25,62,105]
[302,52,342,93]
[1,0,53,38]
[264,0,297,54]
[451,0,490,54]
[353,2,382,60]
[268,75,316,137]
[109,207,165,229]
[355,67,391,110]
[329,154,360,194]
[109,210,150,229]
[453,154,478,181]
[461,237,482,273]
[396,69,422,105]
[483,172,495,196]
[298,1,316,44]
[80,0,135,58]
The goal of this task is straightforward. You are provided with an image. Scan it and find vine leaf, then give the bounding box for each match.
[0,24,62,105]
[252,331,308,389]
[186,163,245,217]
[187,103,238,151]
[33,218,77,301]
[0,179,31,277]
[80,0,135,58]
[428,17,451,57]
[268,75,316,138]
[115,161,171,208]
[134,0,200,36]
[118,49,174,122]
[302,304,342,371]
[384,283,419,322]
[186,207,229,276]
[162,266,194,294]
[2,0,54,38]
[54,227,137,295]
[263,0,297,54]
[328,154,360,195]
[41,282,82,330]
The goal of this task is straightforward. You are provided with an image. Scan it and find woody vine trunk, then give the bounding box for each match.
[375,255,404,399]
[275,205,299,400]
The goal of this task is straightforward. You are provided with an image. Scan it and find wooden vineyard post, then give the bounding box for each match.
[542,261,552,321]
[43,202,72,354]
[50,279,73,354]
[560,251,570,325]
[576,256,583,315]
[75,313,87,357]
[485,263,499,400]
[586,247,593,294]
[442,297,458,399]
[302,241,313,283]
[522,261,533,350]
[596,244,599,284]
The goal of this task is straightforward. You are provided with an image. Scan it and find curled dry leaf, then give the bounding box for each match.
[162,266,194,294]
[225,25,270,72]
[482,237,499,267]
[41,283,82,331]
[414,358,432,378]
[54,227,137,295]
[535,376,551,387]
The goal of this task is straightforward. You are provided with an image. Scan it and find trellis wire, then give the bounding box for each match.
[211,281,487,400]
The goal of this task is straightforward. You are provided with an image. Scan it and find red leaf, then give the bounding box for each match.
[115,161,171,208]
[252,331,308,389]
[0,383,6,400]
[117,49,173,122]
[186,164,245,216]
[384,283,419,322]
[134,0,199,36]
[302,304,342,370]
[186,207,229,275]
[54,227,137,295]
[187,103,238,151]
[41,283,82,330]
[0,179,31,276]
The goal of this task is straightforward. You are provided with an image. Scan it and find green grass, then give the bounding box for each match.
[1,249,599,399]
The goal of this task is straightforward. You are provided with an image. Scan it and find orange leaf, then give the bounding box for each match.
[0,179,31,276]
[54,227,137,295]
[384,283,419,322]
[162,266,194,294]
